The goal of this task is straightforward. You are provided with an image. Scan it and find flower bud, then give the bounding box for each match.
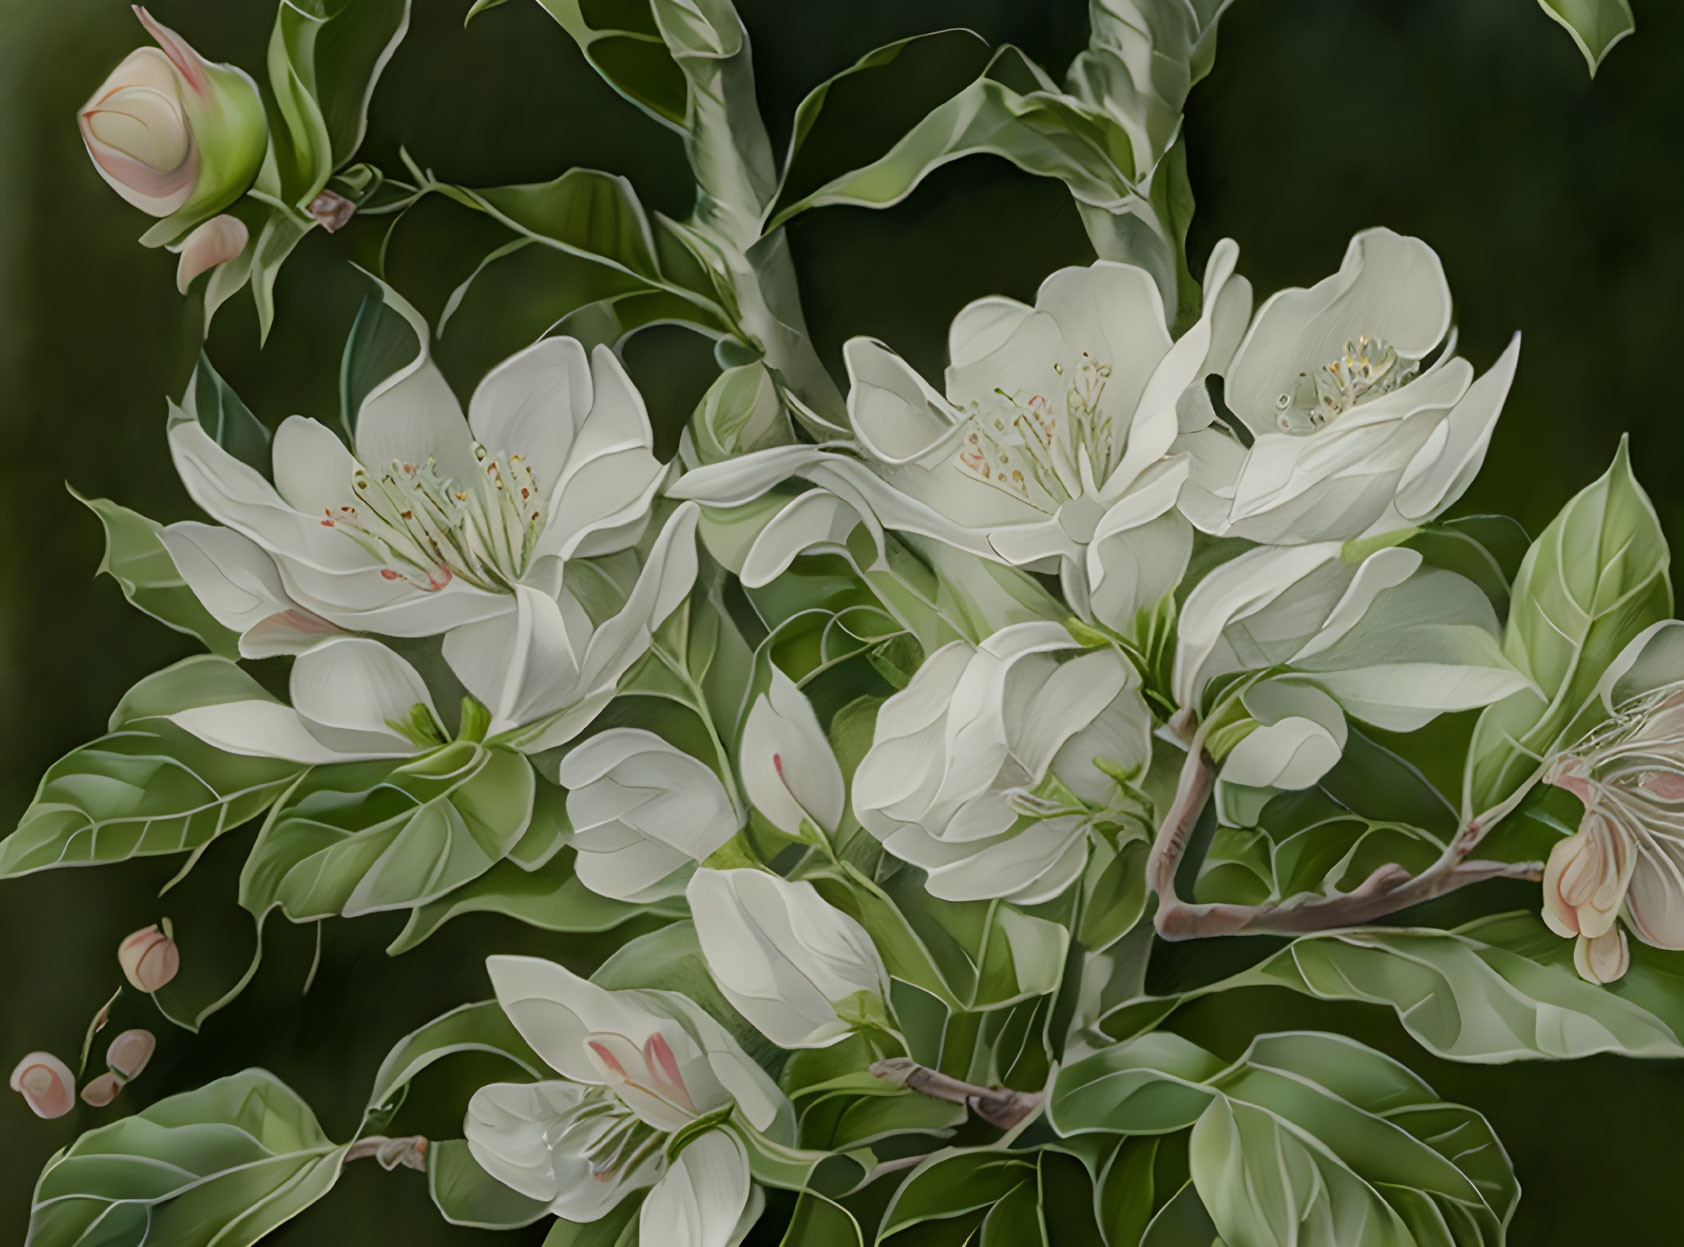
[9,1052,75,1119]
[740,669,844,840]
[80,1073,123,1108]
[687,868,889,1049]
[556,729,741,902]
[77,8,266,228]
[118,923,180,992]
[106,1029,156,1081]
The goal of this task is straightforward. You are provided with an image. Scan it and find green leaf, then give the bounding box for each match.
[69,490,238,657]
[0,717,300,878]
[1391,514,1532,618]
[878,1150,1039,1242]
[185,352,272,475]
[1100,914,1684,1063]
[266,0,412,202]
[364,1000,546,1126]
[541,1198,642,1246]
[241,743,536,920]
[686,362,792,464]
[1465,440,1671,819]
[25,1070,347,1247]
[425,169,726,335]
[1052,1031,1516,1246]
[810,866,1066,1013]
[523,0,690,131]
[779,1191,863,1246]
[1537,0,1635,75]
[768,47,1135,230]
[339,277,423,439]
[773,30,993,213]
[387,846,684,955]
[428,1139,550,1230]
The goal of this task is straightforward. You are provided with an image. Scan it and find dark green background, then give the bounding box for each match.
[3,0,1681,1241]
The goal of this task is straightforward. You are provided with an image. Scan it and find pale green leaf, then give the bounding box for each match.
[428,1139,549,1230]
[364,1000,545,1125]
[25,1070,346,1247]
[0,720,300,878]
[1100,914,1684,1063]
[69,490,238,657]
[1465,440,1671,818]
[1537,0,1635,75]
[241,743,536,920]
[1052,1032,1516,1246]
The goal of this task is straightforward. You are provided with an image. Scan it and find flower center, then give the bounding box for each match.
[953,353,1117,513]
[319,443,543,593]
[546,1089,662,1183]
[1273,335,1419,434]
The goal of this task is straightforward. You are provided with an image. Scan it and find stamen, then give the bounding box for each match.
[322,443,545,593]
[1274,334,1420,434]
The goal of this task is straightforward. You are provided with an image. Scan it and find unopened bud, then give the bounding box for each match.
[81,1073,123,1108]
[118,924,180,992]
[9,1052,75,1119]
[106,1029,156,1081]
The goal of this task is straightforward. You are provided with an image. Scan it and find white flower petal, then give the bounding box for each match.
[289,637,439,745]
[1393,333,1521,522]
[740,669,844,837]
[1226,228,1453,430]
[466,336,594,495]
[639,1132,752,1247]
[845,338,961,465]
[558,729,740,900]
[1222,681,1348,790]
[688,869,885,1049]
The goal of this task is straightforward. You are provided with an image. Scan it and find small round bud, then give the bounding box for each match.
[118,924,180,992]
[80,1073,124,1108]
[9,1052,75,1119]
[106,1029,157,1081]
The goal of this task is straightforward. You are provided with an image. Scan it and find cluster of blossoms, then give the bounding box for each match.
[18,0,1669,1242]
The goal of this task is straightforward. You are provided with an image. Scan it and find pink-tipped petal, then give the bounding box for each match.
[642,1032,693,1111]
[171,214,248,292]
[80,1073,123,1108]
[132,6,210,93]
[9,1052,75,1119]
[106,1029,156,1081]
[586,1039,628,1079]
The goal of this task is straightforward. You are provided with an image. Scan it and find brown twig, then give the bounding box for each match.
[869,1059,1044,1129]
[1147,741,1543,941]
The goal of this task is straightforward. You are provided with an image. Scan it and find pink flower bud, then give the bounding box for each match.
[80,1073,123,1108]
[9,1052,75,1119]
[118,924,180,992]
[106,1029,156,1081]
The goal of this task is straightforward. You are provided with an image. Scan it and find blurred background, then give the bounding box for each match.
[2,0,1681,1241]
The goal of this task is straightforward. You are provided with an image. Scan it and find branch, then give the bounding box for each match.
[1147,738,1543,940]
[869,1059,1044,1130]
